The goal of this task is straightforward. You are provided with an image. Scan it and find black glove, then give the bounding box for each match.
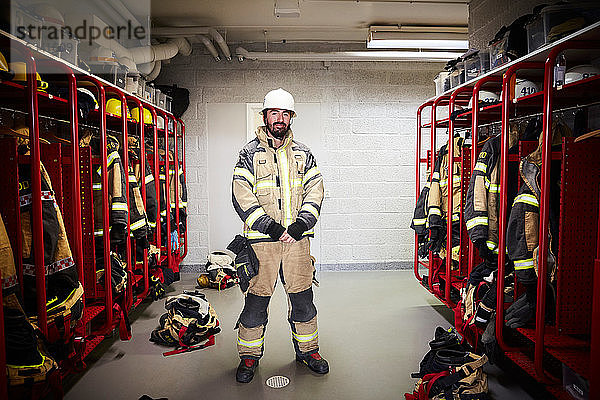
[474,282,496,329]
[227,235,260,292]
[474,239,494,262]
[505,287,536,328]
[266,221,285,241]
[286,220,308,241]
[428,227,445,254]
[150,276,166,301]
[110,223,128,243]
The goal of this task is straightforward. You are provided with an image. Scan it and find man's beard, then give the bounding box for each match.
[267,121,289,139]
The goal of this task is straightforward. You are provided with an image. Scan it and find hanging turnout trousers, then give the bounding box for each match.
[232,126,324,360]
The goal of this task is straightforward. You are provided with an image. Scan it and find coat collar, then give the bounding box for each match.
[256,125,294,150]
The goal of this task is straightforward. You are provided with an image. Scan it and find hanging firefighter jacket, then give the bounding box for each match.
[88,134,129,244]
[158,148,187,231]
[16,145,82,319]
[412,135,464,261]
[507,120,571,288]
[1,214,19,302]
[464,124,522,259]
[464,119,543,264]
[128,136,158,235]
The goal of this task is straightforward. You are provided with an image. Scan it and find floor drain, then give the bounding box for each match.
[265,375,290,388]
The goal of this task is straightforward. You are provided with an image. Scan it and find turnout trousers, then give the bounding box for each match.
[237,237,319,359]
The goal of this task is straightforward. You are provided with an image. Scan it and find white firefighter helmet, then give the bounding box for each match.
[157,115,165,130]
[260,88,296,117]
[514,79,538,99]
[565,64,600,85]
[468,90,499,108]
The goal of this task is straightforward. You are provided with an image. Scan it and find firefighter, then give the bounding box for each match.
[232,88,328,383]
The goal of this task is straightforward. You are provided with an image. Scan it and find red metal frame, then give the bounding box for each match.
[469,76,502,277]
[177,119,188,260]
[428,95,450,292]
[414,101,433,282]
[497,61,544,355]
[445,86,473,303]
[126,95,150,301]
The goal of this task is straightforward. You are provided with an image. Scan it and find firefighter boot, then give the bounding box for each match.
[236,358,258,383]
[296,352,329,374]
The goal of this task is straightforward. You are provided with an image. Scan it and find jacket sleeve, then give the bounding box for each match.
[296,150,324,230]
[507,185,539,285]
[464,141,495,244]
[427,148,444,230]
[410,182,430,241]
[128,164,149,239]
[232,148,276,234]
[143,163,158,232]
[107,151,129,229]
[177,166,188,229]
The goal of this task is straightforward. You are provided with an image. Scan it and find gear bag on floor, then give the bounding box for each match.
[150,291,220,355]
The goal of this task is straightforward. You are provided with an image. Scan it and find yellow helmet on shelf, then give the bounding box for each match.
[131,107,153,125]
[10,62,48,91]
[106,98,131,119]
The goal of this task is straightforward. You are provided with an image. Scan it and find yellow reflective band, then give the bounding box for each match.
[129,175,138,183]
[291,178,302,187]
[234,167,255,186]
[169,170,176,176]
[7,353,47,369]
[300,203,320,219]
[94,229,104,236]
[452,213,460,222]
[160,210,167,216]
[514,258,535,270]
[474,162,487,173]
[149,221,157,228]
[466,217,488,230]
[424,182,431,188]
[246,208,266,228]
[237,335,264,348]
[130,219,146,231]
[159,174,166,180]
[291,328,318,343]
[278,146,293,227]
[255,180,277,191]
[243,229,270,239]
[96,152,119,175]
[412,218,426,225]
[303,229,314,236]
[112,202,128,212]
[145,174,154,183]
[428,207,441,216]
[92,183,102,191]
[439,176,461,188]
[432,172,440,180]
[302,167,320,186]
[514,193,539,207]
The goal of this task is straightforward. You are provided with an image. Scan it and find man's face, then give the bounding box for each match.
[265,108,292,139]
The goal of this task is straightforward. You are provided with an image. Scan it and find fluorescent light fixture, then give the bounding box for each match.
[368,25,469,50]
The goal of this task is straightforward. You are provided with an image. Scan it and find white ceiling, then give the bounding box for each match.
[150,0,469,48]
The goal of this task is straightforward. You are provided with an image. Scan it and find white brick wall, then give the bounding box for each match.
[157,48,443,268]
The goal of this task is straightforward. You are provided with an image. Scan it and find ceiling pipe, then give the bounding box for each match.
[151,27,210,36]
[146,60,162,82]
[235,46,459,62]
[208,28,232,61]
[199,35,221,61]
[129,37,192,65]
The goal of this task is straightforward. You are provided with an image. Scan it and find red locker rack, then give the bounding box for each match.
[414,21,600,398]
[0,29,188,395]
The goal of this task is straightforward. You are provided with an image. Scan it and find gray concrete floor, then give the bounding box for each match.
[64,271,534,400]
